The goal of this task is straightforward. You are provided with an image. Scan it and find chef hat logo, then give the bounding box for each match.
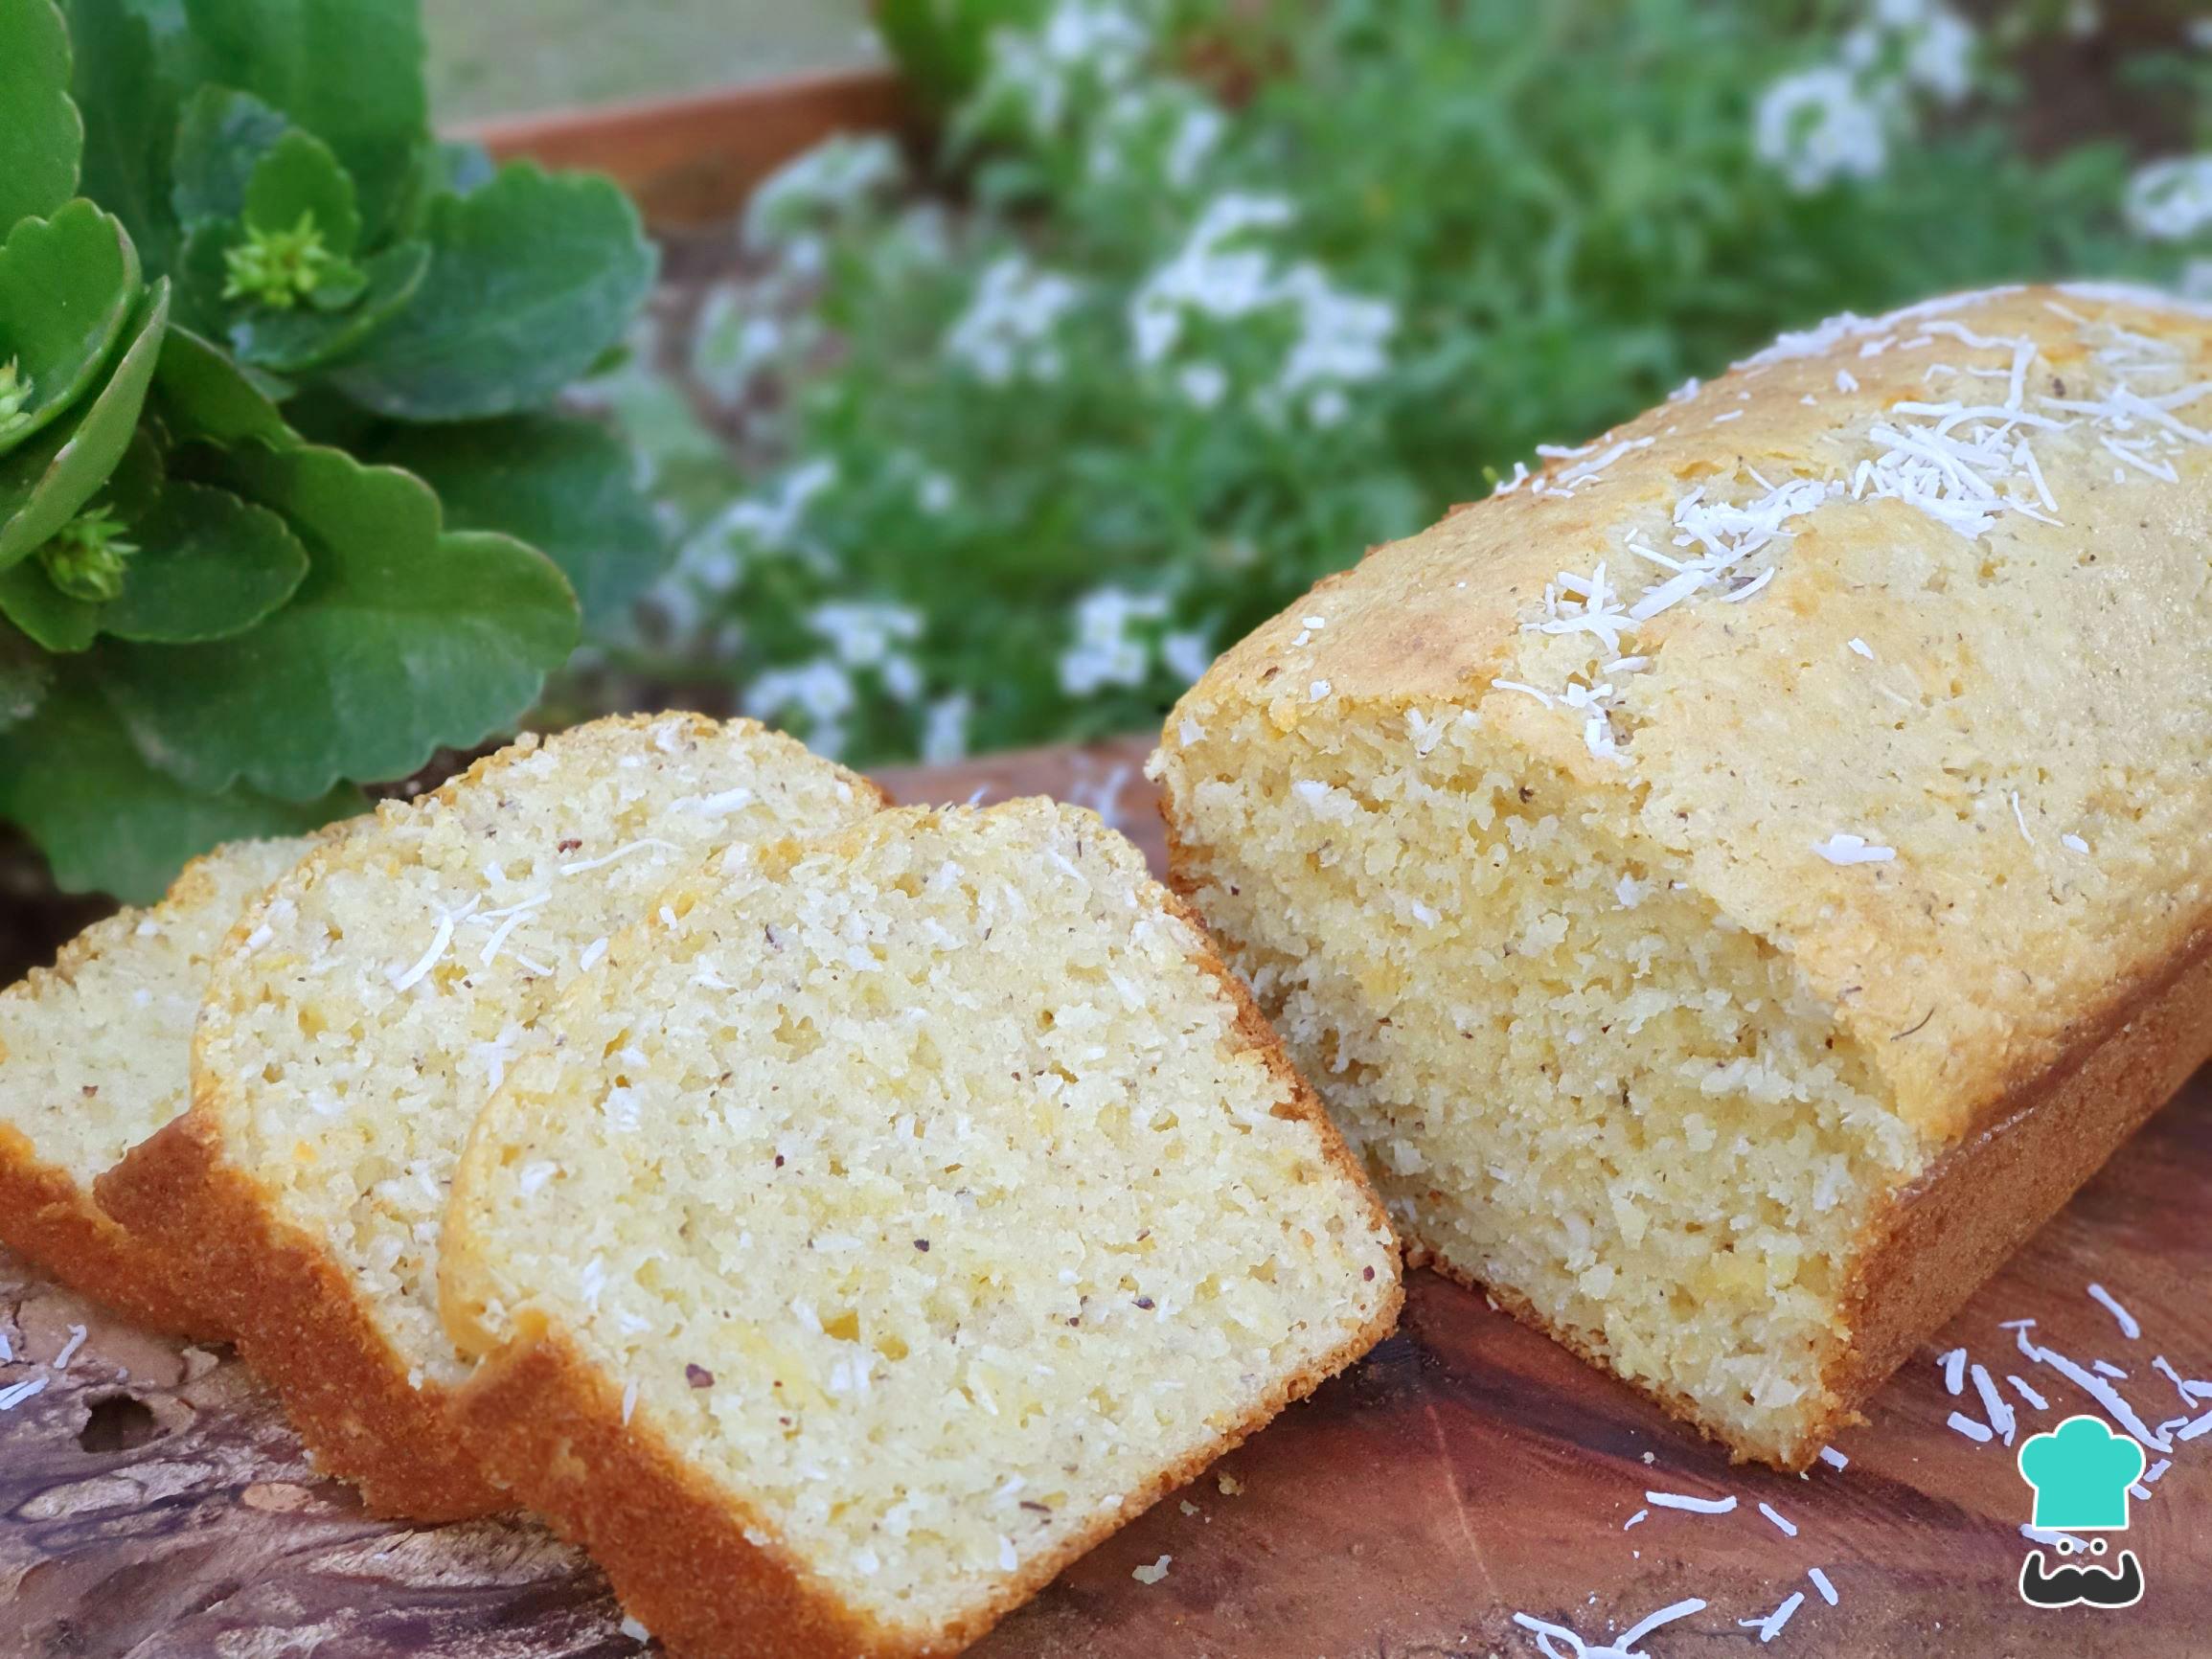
[2018,1415,2147,1532]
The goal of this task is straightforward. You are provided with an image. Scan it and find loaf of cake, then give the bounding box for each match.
[1151,284,2212,1468]
[0,835,318,1333]
[440,801,1401,1658]
[98,714,886,1518]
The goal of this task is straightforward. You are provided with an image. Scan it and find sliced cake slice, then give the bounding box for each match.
[98,714,886,1520]
[0,834,321,1334]
[440,801,1401,1659]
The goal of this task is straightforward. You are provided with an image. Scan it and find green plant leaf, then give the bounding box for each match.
[171,83,291,226]
[179,0,426,241]
[0,557,96,650]
[0,200,143,460]
[244,126,360,255]
[0,618,49,729]
[99,477,307,640]
[68,0,181,279]
[331,163,656,421]
[0,278,169,571]
[150,321,296,447]
[97,442,577,798]
[229,236,426,374]
[0,0,82,227]
[0,670,359,900]
[361,412,667,625]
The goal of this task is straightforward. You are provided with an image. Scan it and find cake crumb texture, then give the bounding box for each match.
[443,800,1400,1655]
[0,834,316,1331]
[1153,284,2212,1466]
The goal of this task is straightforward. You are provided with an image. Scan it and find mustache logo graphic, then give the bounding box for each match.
[2018,1546,2145,1610]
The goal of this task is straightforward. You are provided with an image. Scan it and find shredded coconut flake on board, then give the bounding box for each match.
[1817,1445,1848,1470]
[1512,1597,1703,1659]
[1972,1363,2018,1443]
[1948,1410,1994,1443]
[1644,1490,1736,1514]
[54,1325,86,1370]
[1738,1591,1805,1644]
[1132,1555,1172,1584]
[2087,1283,2142,1340]
[0,1377,48,1411]
[1808,1567,1838,1606]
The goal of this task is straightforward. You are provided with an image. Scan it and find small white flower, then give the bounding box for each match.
[1755,66,1891,193]
[746,658,857,756]
[2127,156,2212,242]
[1129,193,1297,365]
[1160,628,1213,683]
[922,693,972,762]
[1164,102,1226,189]
[1902,6,1976,103]
[703,459,838,560]
[916,470,959,515]
[808,602,923,669]
[745,135,903,250]
[1176,362,1228,407]
[1060,586,1171,695]
[946,255,1085,386]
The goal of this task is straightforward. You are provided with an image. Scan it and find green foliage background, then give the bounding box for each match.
[635,0,2210,769]
[0,0,664,900]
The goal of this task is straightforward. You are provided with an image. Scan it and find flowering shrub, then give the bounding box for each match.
[638,0,2209,766]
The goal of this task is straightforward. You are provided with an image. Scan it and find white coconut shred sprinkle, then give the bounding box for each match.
[1972,1363,2018,1443]
[54,1325,87,1370]
[559,837,681,875]
[1644,1490,1736,1514]
[1948,1410,1994,1443]
[388,912,457,991]
[1512,1597,1703,1659]
[1808,1567,1838,1606]
[1817,1445,1848,1470]
[621,1377,640,1425]
[1814,833,1896,866]
[0,1377,47,1411]
[1757,1501,1797,1536]
[1739,1590,1804,1644]
[2087,1283,2141,1339]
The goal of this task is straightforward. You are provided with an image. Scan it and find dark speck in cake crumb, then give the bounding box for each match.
[1134,1297,1155,1310]
[915,1239,931,1252]
[686,1364,714,1388]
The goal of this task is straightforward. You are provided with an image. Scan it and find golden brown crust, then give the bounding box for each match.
[96,1111,506,1520]
[1403,925,2212,1473]
[446,806,1402,1656]
[0,1124,214,1337]
[457,1283,1399,1659]
[97,716,888,1522]
[1815,919,2212,1452]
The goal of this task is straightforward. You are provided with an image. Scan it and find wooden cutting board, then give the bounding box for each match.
[5,736,2207,1658]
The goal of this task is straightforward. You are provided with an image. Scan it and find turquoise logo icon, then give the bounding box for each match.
[2018,1415,2145,1531]
[2016,1415,2148,1611]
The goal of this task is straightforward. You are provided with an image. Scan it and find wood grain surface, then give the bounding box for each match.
[5,736,2206,1659]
